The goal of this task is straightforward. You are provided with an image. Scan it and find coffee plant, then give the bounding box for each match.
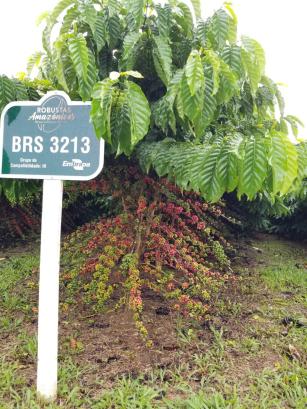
[61,164,237,340]
[0,0,306,203]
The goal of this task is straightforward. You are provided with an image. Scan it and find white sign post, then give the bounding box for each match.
[36,179,63,400]
[0,91,104,402]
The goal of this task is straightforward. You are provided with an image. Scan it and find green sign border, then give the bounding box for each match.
[0,91,104,181]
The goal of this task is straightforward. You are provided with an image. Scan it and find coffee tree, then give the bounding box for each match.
[0,0,306,202]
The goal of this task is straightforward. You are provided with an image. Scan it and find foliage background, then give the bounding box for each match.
[1,0,306,137]
[1,0,306,205]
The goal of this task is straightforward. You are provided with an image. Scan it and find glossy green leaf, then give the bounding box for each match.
[124,81,151,146]
[185,50,205,96]
[239,136,268,199]
[68,34,89,82]
[91,79,115,144]
[120,32,142,70]
[152,36,172,86]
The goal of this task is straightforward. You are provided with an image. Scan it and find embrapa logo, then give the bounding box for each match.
[28,95,75,134]
[63,159,90,171]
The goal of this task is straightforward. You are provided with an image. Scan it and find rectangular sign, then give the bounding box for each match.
[0,90,105,401]
[0,91,104,180]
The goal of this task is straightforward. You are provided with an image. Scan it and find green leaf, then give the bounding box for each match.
[120,32,142,70]
[91,79,115,144]
[44,1,77,56]
[108,15,122,49]
[190,0,202,19]
[280,135,298,194]
[155,4,172,38]
[241,37,265,96]
[91,78,150,155]
[168,69,184,103]
[269,132,298,195]
[204,50,221,95]
[216,61,238,104]
[136,141,160,173]
[269,132,287,194]
[68,34,89,82]
[296,142,307,180]
[111,92,132,155]
[13,80,28,101]
[108,0,121,17]
[79,1,97,35]
[0,75,16,112]
[94,11,107,52]
[26,87,41,102]
[195,20,207,46]
[54,37,70,92]
[173,145,204,190]
[241,36,265,75]
[200,144,227,201]
[287,115,304,127]
[36,11,50,26]
[178,73,203,123]
[42,23,53,57]
[221,45,242,77]
[60,5,78,35]
[211,9,230,49]
[239,136,268,199]
[128,71,144,79]
[49,0,76,25]
[152,96,176,135]
[126,0,145,32]
[279,118,288,134]
[137,134,263,202]
[241,48,261,96]
[185,50,205,96]
[194,76,217,133]
[137,140,176,175]
[285,115,304,139]
[27,52,44,76]
[78,50,98,101]
[224,2,238,43]
[175,3,194,39]
[275,87,285,117]
[125,81,151,146]
[61,50,77,91]
[149,141,175,177]
[224,134,243,193]
[152,36,172,86]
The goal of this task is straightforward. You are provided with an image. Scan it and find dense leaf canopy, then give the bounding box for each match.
[0,0,306,202]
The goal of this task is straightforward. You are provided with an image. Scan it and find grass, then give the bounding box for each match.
[0,353,306,408]
[1,361,303,408]
[0,236,306,408]
[262,264,307,292]
[15,332,38,363]
[0,254,39,317]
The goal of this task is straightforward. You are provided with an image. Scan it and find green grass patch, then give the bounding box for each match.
[0,255,39,292]
[0,254,39,315]
[262,265,307,292]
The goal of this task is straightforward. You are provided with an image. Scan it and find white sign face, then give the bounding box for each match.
[0,91,104,180]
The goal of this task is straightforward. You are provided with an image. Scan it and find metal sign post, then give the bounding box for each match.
[37,179,63,400]
[0,91,104,401]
